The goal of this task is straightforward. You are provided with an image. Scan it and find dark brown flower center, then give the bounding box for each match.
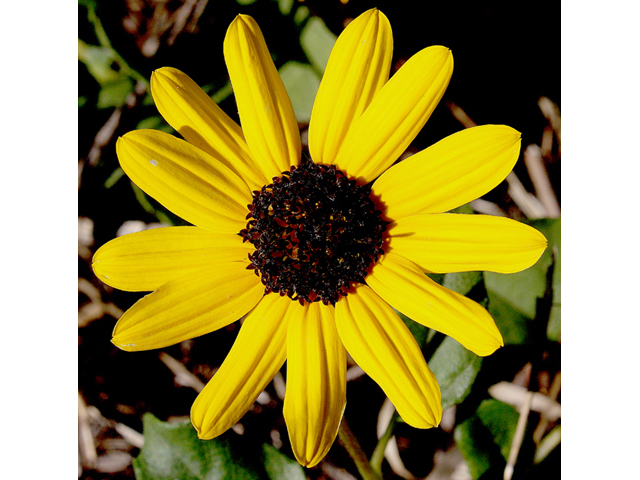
[239,161,387,305]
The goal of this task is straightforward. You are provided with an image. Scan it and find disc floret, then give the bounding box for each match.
[240,161,387,305]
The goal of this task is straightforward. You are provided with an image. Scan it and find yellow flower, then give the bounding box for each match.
[92,9,546,467]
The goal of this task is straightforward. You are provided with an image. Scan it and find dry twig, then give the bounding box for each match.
[504,391,533,480]
[346,365,366,381]
[272,371,287,400]
[87,81,147,166]
[470,198,507,217]
[488,382,561,421]
[159,351,205,392]
[78,393,98,470]
[523,144,561,217]
[445,100,477,129]
[533,371,562,443]
[114,422,145,449]
[321,461,359,480]
[78,278,124,327]
[376,398,416,480]
[446,101,555,219]
[538,97,561,153]
[506,172,548,219]
[167,0,209,45]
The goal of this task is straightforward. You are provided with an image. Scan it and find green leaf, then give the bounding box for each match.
[443,271,483,297]
[293,6,310,26]
[104,168,125,189]
[483,277,534,345]
[426,272,446,285]
[279,61,321,123]
[261,444,306,479]
[78,39,120,85]
[429,337,482,410]
[395,268,487,410]
[454,399,519,479]
[449,202,474,215]
[485,268,543,321]
[133,414,306,480]
[396,310,429,347]
[210,81,234,105]
[547,304,561,342]
[97,76,134,109]
[534,425,560,464]
[300,17,336,73]
[276,0,294,15]
[530,218,561,342]
[79,36,135,108]
[130,183,174,226]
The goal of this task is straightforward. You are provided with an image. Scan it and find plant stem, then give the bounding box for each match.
[369,330,444,476]
[369,410,399,477]
[85,2,150,89]
[338,418,382,480]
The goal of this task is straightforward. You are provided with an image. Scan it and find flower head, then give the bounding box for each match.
[93,9,546,467]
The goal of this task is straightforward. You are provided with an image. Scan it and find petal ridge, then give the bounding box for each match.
[151,67,269,190]
[284,302,346,467]
[117,130,251,233]
[192,293,290,439]
[335,285,442,428]
[111,262,263,351]
[373,125,521,217]
[92,227,252,292]
[367,253,503,356]
[333,46,453,183]
[387,213,547,273]
[309,8,393,165]
[224,15,301,178]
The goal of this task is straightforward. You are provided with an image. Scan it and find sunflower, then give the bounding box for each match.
[92,9,547,467]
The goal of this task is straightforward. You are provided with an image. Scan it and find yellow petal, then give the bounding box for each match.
[387,214,547,274]
[92,226,253,292]
[333,46,453,184]
[192,293,291,439]
[284,302,346,467]
[111,262,263,351]
[335,284,441,428]
[224,15,300,178]
[367,253,503,357]
[372,125,521,218]
[151,67,269,190]
[308,9,392,165]
[117,130,251,233]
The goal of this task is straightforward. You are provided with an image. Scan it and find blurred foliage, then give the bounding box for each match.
[134,414,306,480]
[455,399,520,478]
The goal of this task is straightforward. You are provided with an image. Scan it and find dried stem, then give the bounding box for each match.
[504,391,533,480]
[523,144,561,218]
[159,352,205,392]
[78,393,98,470]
